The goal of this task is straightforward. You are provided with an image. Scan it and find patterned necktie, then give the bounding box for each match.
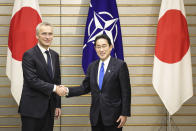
[99,62,104,90]
[45,50,53,78]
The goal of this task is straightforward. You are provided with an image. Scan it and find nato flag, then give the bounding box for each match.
[82,0,124,74]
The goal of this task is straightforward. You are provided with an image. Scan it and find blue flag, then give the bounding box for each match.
[82,0,124,74]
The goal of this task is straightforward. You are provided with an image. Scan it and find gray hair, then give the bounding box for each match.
[36,22,53,35]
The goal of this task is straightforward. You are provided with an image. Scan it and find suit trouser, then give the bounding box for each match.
[92,113,122,131]
[21,107,54,131]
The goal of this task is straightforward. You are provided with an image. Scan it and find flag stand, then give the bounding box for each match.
[166,112,180,131]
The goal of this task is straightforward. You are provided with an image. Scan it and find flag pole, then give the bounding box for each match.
[167,111,172,131]
[59,0,62,130]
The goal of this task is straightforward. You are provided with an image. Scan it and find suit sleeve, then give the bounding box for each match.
[119,62,131,116]
[55,53,61,108]
[22,51,54,96]
[67,63,92,97]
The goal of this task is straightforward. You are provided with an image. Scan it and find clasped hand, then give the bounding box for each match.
[55,85,68,96]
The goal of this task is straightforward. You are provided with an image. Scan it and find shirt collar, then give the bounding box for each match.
[38,43,50,54]
[100,56,111,65]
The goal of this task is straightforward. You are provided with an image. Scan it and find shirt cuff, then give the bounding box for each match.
[66,87,69,96]
[53,85,56,92]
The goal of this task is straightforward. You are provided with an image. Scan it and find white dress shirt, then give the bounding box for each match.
[97,56,111,85]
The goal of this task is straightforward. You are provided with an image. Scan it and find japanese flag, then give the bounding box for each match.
[152,0,193,115]
[6,0,42,104]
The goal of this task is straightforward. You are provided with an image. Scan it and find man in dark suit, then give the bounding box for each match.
[65,34,131,131]
[18,22,66,131]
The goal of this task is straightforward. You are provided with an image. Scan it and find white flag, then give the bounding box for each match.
[152,0,193,115]
[6,0,42,104]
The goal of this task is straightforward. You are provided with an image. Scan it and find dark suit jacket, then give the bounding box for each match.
[68,57,131,126]
[18,45,61,118]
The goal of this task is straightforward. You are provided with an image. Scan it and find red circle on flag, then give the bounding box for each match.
[8,7,42,61]
[155,10,190,63]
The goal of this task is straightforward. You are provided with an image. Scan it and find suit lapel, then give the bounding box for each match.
[35,45,51,78]
[94,60,100,90]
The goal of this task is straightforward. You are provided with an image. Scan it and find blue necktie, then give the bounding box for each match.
[45,50,53,79]
[99,62,104,90]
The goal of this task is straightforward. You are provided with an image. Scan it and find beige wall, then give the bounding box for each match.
[0,0,196,130]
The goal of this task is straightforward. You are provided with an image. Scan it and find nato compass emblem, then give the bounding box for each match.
[84,10,119,48]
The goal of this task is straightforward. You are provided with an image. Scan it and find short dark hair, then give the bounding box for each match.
[94,34,112,46]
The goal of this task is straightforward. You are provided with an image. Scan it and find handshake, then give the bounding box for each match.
[55,85,68,96]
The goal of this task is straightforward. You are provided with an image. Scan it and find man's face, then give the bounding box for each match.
[36,25,53,49]
[95,38,112,61]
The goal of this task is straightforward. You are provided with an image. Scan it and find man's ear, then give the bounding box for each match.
[109,44,113,49]
[36,35,38,39]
